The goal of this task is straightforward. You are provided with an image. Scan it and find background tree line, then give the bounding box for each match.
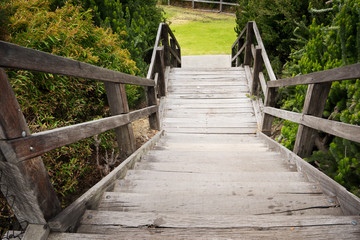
[236,0,360,196]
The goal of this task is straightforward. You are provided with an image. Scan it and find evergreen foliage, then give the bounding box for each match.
[0,0,140,203]
[236,0,360,196]
[51,0,164,76]
[235,0,327,75]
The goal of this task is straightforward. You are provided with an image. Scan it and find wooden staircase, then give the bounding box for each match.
[48,62,360,239]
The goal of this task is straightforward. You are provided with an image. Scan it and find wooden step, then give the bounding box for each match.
[113,179,323,195]
[96,192,341,215]
[50,224,360,240]
[125,170,308,182]
[78,211,355,229]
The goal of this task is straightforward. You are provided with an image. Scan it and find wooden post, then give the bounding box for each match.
[161,24,170,67]
[220,0,223,12]
[146,76,160,130]
[231,47,235,67]
[155,48,166,97]
[104,82,136,156]
[177,47,181,68]
[192,0,195,9]
[261,87,277,136]
[0,68,61,225]
[170,38,177,67]
[236,40,242,67]
[251,46,263,96]
[244,22,254,66]
[293,83,332,157]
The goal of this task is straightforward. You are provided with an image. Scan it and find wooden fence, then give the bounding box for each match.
[0,23,180,228]
[178,0,239,12]
[231,21,360,158]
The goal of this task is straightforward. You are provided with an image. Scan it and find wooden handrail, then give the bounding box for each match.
[8,106,157,162]
[0,41,155,87]
[267,63,360,88]
[231,21,360,159]
[264,107,360,144]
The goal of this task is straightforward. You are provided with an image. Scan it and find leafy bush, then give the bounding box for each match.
[235,0,327,75]
[276,0,360,196]
[1,0,139,203]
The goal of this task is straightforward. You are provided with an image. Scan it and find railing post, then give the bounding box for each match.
[104,82,136,155]
[161,24,170,67]
[236,40,242,67]
[170,38,177,67]
[155,48,166,97]
[0,69,61,225]
[293,83,332,157]
[146,77,160,130]
[261,87,277,136]
[192,0,195,9]
[251,46,263,95]
[220,0,223,12]
[244,22,254,66]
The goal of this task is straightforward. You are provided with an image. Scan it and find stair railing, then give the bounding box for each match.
[232,21,360,158]
[0,22,180,232]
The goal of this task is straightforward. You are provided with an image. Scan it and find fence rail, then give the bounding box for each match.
[0,22,180,232]
[231,21,360,158]
[181,0,239,12]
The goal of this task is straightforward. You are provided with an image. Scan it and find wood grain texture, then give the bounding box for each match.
[8,106,157,161]
[0,41,154,86]
[23,224,50,240]
[293,83,332,157]
[0,69,61,223]
[257,131,360,215]
[104,82,136,155]
[60,225,360,240]
[267,62,360,87]
[244,22,254,65]
[263,107,360,143]
[48,131,164,232]
[251,46,263,95]
[80,211,356,228]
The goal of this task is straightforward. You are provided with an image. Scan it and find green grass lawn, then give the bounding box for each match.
[159,5,237,55]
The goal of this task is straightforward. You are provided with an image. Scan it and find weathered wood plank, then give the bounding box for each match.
[267,63,360,87]
[48,130,164,232]
[155,47,166,97]
[104,82,135,155]
[163,127,257,134]
[161,24,170,67]
[252,21,276,81]
[261,87,277,135]
[97,192,340,215]
[0,41,155,86]
[251,46,263,95]
[135,160,295,173]
[8,106,158,162]
[263,107,360,143]
[85,209,347,228]
[23,224,49,240]
[165,108,254,114]
[293,83,332,157]
[244,22,254,65]
[113,179,322,194]
[0,69,61,224]
[126,170,307,183]
[146,23,163,79]
[257,131,360,215]
[163,121,257,128]
[64,225,360,240]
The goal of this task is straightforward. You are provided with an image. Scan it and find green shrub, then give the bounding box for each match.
[1,0,139,202]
